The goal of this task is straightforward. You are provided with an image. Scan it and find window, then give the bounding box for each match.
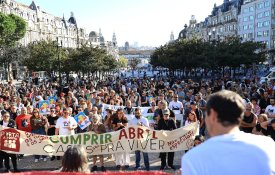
[249,15,254,20]
[243,7,249,13]
[248,24,253,29]
[243,25,248,30]
[263,30,269,37]
[263,21,270,27]
[244,17,248,22]
[249,6,254,12]
[264,1,270,7]
[243,33,248,39]
[257,12,263,19]
[258,2,264,9]
[257,22,263,28]
[257,31,263,37]
[229,25,233,31]
[264,11,270,17]
[248,33,253,38]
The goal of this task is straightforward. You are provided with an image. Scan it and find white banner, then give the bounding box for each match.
[0,122,198,156]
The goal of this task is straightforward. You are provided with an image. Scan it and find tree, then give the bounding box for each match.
[0,45,29,80]
[0,12,26,47]
[129,58,141,70]
[150,36,266,78]
[118,56,128,68]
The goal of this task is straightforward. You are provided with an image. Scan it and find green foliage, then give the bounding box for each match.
[23,41,118,74]
[129,58,141,70]
[0,12,26,47]
[150,36,266,71]
[118,56,128,68]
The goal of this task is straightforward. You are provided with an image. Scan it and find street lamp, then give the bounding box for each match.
[56,37,62,88]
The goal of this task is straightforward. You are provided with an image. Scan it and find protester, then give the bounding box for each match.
[112,108,130,170]
[30,108,48,162]
[129,108,150,171]
[260,118,275,141]
[181,90,275,175]
[265,97,275,121]
[157,109,177,170]
[55,107,77,136]
[61,145,90,173]
[184,110,199,135]
[46,107,59,161]
[89,114,107,172]
[15,107,31,132]
[252,113,268,135]
[0,111,20,172]
[239,102,257,133]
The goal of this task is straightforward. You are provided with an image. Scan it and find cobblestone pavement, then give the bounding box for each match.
[0,151,185,174]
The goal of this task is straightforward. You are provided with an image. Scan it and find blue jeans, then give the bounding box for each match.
[32,128,47,159]
[135,150,149,170]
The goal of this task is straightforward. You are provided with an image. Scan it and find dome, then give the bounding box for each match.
[89,31,98,38]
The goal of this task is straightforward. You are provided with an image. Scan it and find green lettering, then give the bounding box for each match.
[49,136,59,143]
[100,134,104,144]
[83,134,91,145]
[71,135,81,145]
[105,134,112,143]
[92,134,98,144]
[60,136,69,144]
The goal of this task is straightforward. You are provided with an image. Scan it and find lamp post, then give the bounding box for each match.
[56,37,62,88]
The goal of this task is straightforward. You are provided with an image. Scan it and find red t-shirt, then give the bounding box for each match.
[15,114,32,132]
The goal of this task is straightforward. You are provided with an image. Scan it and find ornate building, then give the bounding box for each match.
[178,0,243,41]
[0,0,87,48]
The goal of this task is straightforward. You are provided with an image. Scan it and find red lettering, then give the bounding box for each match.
[129,127,135,139]
[152,131,158,139]
[137,128,144,139]
[118,129,128,140]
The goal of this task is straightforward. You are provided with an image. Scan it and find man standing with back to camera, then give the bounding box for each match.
[181,90,275,175]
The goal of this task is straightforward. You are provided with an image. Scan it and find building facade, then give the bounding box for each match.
[0,0,87,48]
[179,0,243,41]
[238,0,274,48]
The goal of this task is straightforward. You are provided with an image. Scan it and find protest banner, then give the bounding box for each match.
[48,96,57,108]
[38,100,50,115]
[73,112,91,130]
[0,122,198,156]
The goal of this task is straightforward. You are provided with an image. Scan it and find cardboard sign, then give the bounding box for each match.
[74,112,91,130]
[39,100,50,115]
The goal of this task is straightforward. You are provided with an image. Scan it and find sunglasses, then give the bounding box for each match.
[51,110,55,112]
[33,111,39,113]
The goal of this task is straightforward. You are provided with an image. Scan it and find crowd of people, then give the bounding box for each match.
[0,74,275,173]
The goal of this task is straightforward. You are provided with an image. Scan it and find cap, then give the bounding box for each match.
[163,109,170,115]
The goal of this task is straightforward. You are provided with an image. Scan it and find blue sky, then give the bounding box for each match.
[16,0,223,47]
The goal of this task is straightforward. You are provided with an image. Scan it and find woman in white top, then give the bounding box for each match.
[184,110,200,135]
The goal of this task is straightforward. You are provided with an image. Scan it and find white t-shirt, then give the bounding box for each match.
[181,131,275,175]
[55,117,77,135]
[129,117,149,127]
[265,105,275,119]
[169,101,183,111]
